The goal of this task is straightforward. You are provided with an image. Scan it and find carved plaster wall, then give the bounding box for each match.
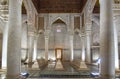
[91,21,100,46]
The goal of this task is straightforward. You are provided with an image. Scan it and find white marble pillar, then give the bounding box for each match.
[28,32,34,66]
[33,35,38,61]
[2,24,8,69]
[32,34,39,68]
[85,23,92,64]
[81,34,85,62]
[79,34,88,70]
[7,0,22,79]
[100,0,115,78]
[45,35,49,61]
[70,35,74,62]
[113,16,119,70]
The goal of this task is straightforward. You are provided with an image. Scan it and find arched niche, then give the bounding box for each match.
[48,15,70,32]
[51,19,67,48]
[48,19,69,60]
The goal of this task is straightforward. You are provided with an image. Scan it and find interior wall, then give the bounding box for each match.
[20,13,102,62]
[91,21,100,46]
[36,49,81,61]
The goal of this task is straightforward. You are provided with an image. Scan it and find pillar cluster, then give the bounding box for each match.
[4,0,120,79]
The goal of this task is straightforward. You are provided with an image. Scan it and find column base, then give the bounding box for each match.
[55,59,64,70]
[78,61,89,71]
[86,61,92,65]
[115,68,120,71]
[70,60,73,62]
[6,75,20,79]
[0,68,6,72]
[32,61,39,70]
[28,62,34,68]
[116,69,120,75]
[99,75,115,79]
[1,67,7,70]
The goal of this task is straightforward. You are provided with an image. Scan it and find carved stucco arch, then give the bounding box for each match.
[49,15,69,32]
[51,18,67,32]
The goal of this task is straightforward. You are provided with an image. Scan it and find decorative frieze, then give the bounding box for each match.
[0,3,8,21]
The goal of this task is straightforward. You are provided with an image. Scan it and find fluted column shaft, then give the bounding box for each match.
[7,0,22,79]
[100,0,115,78]
[86,23,92,63]
[70,35,74,62]
[113,16,119,70]
[81,34,85,62]
[45,36,49,61]
[2,25,8,69]
[28,32,34,63]
[33,35,38,61]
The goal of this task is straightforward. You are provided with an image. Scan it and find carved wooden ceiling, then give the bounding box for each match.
[22,0,100,14]
[32,0,87,13]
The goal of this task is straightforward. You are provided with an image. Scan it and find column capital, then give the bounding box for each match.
[85,22,92,26]
[44,30,50,39]
[85,29,91,34]
[85,22,92,31]
[44,30,50,35]
[34,34,39,40]
[28,32,34,37]
[79,33,85,38]
[17,0,23,5]
[45,36,49,40]
[44,34,49,40]
[27,22,32,26]
[113,15,120,22]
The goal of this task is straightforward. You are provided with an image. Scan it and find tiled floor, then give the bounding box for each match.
[27,62,99,78]
[0,62,120,79]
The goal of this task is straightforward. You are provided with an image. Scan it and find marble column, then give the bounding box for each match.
[7,0,22,79]
[32,34,39,68]
[113,16,119,70]
[45,35,49,61]
[33,35,38,61]
[81,34,85,62]
[100,0,115,78]
[79,34,88,70]
[85,23,92,64]
[70,35,74,62]
[27,32,34,68]
[2,24,8,69]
